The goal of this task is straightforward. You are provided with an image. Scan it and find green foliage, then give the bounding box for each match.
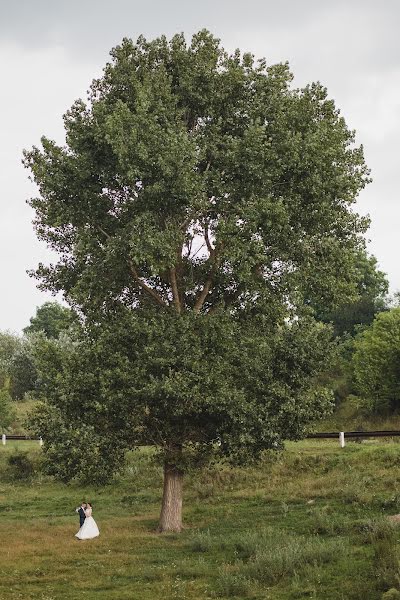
[29,311,335,482]
[373,531,400,591]
[382,589,400,600]
[216,572,254,598]
[30,402,126,485]
[0,388,15,430]
[0,331,22,389]
[5,450,38,481]
[24,30,369,318]
[23,301,75,339]
[24,31,370,487]
[313,250,389,337]
[353,308,400,413]
[0,331,39,401]
[1,303,75,402]
[244,535,345,584]
[8,341,38,400]
[25,31,368,312]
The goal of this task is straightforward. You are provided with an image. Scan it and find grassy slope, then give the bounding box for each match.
[318,395,400,432]
[7,399,39,435]
[1,440,400,600]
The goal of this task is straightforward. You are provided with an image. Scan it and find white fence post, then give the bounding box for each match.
[2,434,6,446]
[339,431,345,448]
[39,437,43,447]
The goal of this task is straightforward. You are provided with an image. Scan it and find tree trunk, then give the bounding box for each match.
[158,461,183,533]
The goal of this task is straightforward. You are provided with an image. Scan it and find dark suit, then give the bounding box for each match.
[77,506,86,528]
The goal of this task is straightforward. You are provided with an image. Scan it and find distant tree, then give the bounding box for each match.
[386,291,400,309]
[25,31,370,532]
[23,302,75,339]
[0,332,22,389]
[9,339,38,401]
[312,251,389,337]
[0,388,15,431]
[0,331,40,401]
[352,308,400,413]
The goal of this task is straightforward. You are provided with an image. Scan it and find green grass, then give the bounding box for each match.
[1,440,400,599]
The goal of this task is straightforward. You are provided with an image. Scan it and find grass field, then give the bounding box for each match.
[1,439,400,600]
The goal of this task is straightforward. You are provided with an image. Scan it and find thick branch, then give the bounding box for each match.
[96,225,111,240]
[95,224,168,308]
[170,267,182,314]
[204,223,214,257]
[193,245,223,314]
[128,261,168,308]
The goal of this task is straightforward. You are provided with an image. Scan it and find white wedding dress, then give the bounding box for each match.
[75,507,100,540]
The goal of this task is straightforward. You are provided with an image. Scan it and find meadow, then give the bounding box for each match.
[1,439,400,600]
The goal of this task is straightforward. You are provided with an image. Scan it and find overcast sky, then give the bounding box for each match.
[1,0,399,332]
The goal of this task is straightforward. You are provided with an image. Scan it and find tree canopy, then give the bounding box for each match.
[0,302,72,402]
[0,388,15,431]
[31,310,335,476]
[312,250,388,337]
[25,31,371,531]
[353,308,400,414]
[23,302,75,339]
[0,332,22,390]
[24,31,369,319]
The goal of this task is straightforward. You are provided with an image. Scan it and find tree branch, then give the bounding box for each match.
[193,245,223,314]
[96,225,111,240]
[96,224,170,309]
[191,242,206,260]
[128,261,168,308]
[95,226,168,308]
[204,223,214,257]
[170,267,182,314]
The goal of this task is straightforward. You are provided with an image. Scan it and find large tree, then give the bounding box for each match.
[24,31,370,531]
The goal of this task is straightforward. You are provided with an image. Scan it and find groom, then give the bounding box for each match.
[76,502,87,528]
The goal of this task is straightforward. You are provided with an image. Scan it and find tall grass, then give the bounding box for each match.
[2,439,400,598]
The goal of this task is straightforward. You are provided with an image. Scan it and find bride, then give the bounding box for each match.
[75,503,100,540]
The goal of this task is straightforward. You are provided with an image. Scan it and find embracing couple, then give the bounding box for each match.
[75,502,100,540]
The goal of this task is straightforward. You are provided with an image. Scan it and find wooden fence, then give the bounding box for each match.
[2,434,43,446]
[2,431,400,448]
[307,430,400,447]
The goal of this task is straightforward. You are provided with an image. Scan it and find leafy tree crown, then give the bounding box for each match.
[24,30,370,319]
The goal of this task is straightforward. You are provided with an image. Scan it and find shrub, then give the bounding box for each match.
[363,520,400,591]
[0,388,16,430]
[215,571,254,598]
[246,537,345,585]
[359,518,396,544]
[382,590,400,600]
[374,538,400,591]
[231,530,274,560]
[353,308,400,414]
[310,508,346,535]
[6,450,38,481]
[190,530,214,553]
